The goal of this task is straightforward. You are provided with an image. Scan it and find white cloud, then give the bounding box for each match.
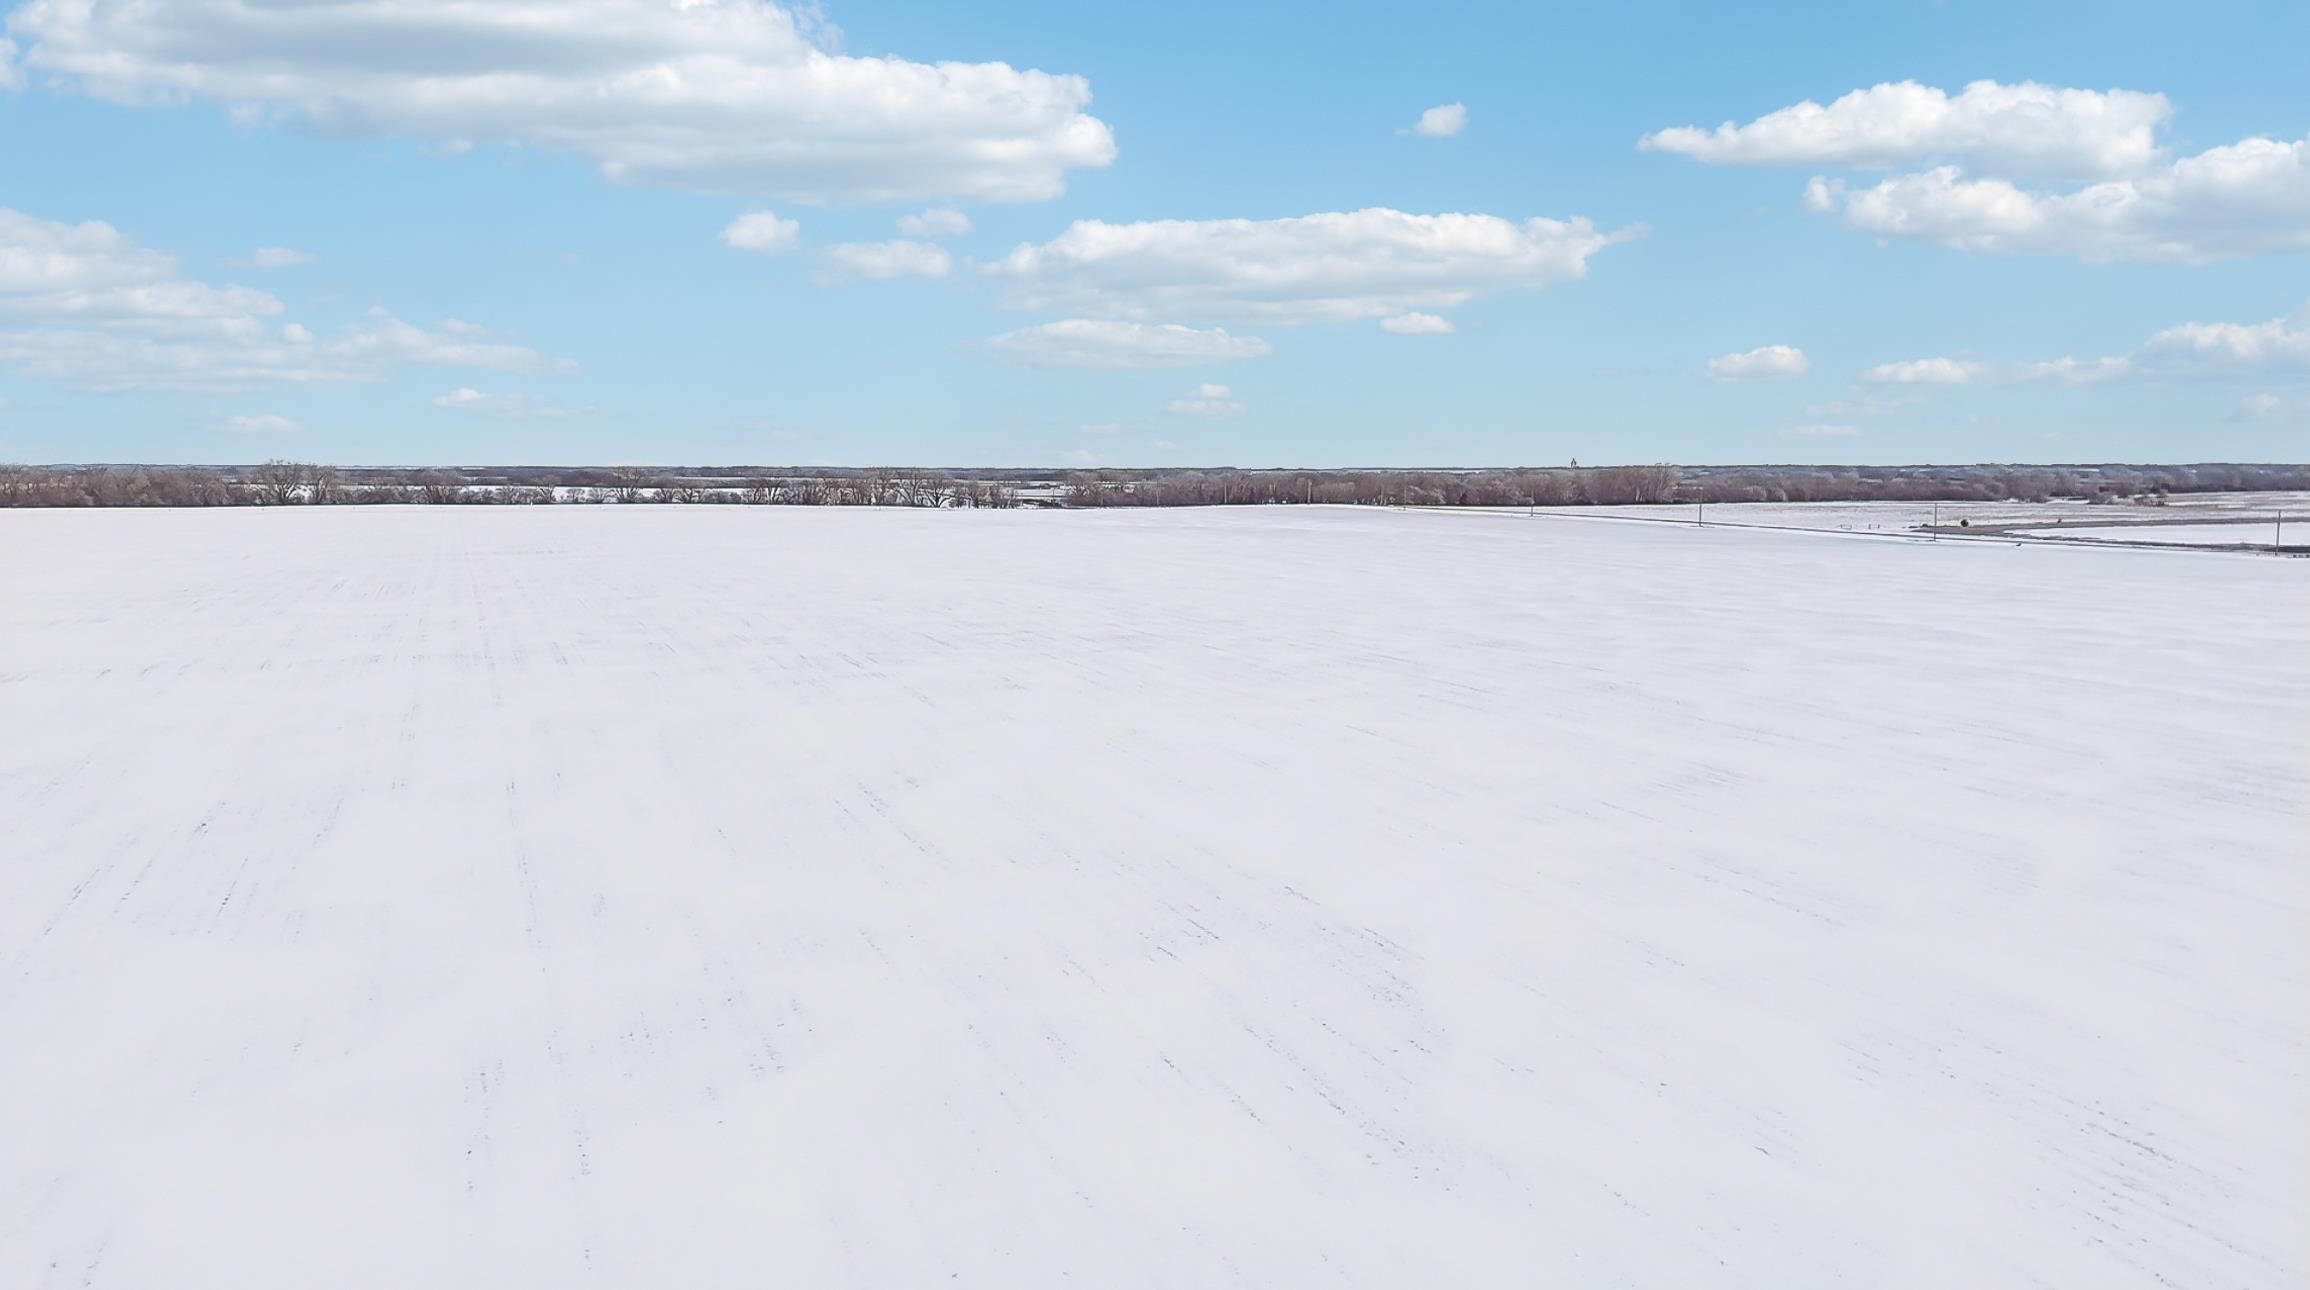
[1078,422,1121,435]
[1410,103,1468,138]
[1651,81,2307,263]
[2228,392,2283,422]
[1860,354,2138,386]
[1802,135,2310,262]
[342,310,578,375]
[2013,355,2135,385]
[1859,304,2310,389]
[984,319,1272,369]
[988,208,1635,323]
[0,37,18,91]
[1642,81,2171,179]
[219,413,302,434]
[1149,438,1178,450]
[1862,357,1992,385]
[823,239,953,280]
[1783,422,1860,437]
[432,388,593,418]
[1380,312,1455,335]
[1706,344,1808,380]
[897,207,973,239]
[1,208,276,322]
[1060,448,1099,463]
[0,207,573,392]
[230,247,318,269]
[1166,383,1242,419]
[721,211,800,254]
[6,0,1116,203]
[2143,306,2310,368]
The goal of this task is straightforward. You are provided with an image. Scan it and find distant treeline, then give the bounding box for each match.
[0,463,1024,508]
[2,460,2305,509]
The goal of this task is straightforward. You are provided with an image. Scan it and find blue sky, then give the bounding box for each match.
[1,0,2305,467]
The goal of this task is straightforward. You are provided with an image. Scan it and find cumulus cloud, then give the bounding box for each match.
[721,211,800,253]
[988,208,1635,324]
[0,207,573,391]
[2142,305,2310,368]
[5,0,1116,203]
[1861,303,2310,388]
[1706,344,1808,380]
[1409,103,1468,138]
[219,413,302,434]
[1650,80,2307,262]
[1642,81,2171,179]
[432,387,593,417]
[1862,357,1992,385]
[1802,136,2310,262]
[1165,382,1242,418]
[897,207,973,238]
[0,37,18,91]
[823,239,953,280]
[1078,421,1121,435]
[983,319,1272,369]
[1380,312,1455,335]
[1148,438,1178,450]
[1782,422,1860,437]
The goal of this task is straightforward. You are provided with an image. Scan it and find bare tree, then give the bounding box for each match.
[414,470,466,505]
[252,459,307,506]
[306,464,347,505]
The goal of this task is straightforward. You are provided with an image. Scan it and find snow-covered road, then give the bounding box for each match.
[2,506,2302,1288]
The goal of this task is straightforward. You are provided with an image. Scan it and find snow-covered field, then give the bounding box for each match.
[2010,520,2294,547]
[2,506,2303,1289]
[1517,490,2310,536]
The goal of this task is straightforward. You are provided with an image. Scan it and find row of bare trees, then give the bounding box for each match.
[7,460,2306,510]
[1061,465,1684,508]
[0,463,1019,508]
[1682,463,2310,505]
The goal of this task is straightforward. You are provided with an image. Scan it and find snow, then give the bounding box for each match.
[1510,491,2310,536]
[2,505,2303,1289]
[2010,521,2294,547]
